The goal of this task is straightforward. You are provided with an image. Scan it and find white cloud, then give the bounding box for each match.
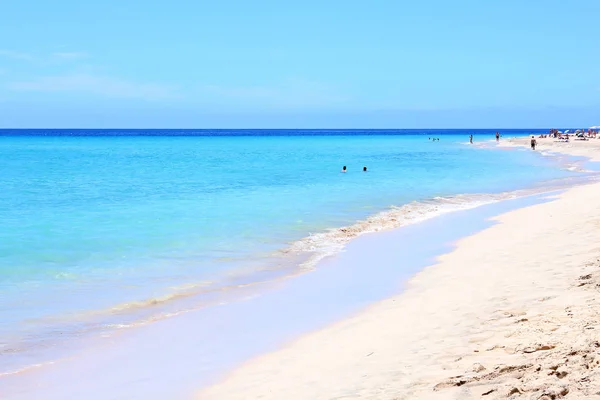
[201,78,350,109]
[8,73,180,100]
[52,52,86,60]
[0,49,33,60]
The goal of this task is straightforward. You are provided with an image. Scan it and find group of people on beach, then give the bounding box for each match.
[545,128,599,140]
[341,166,367,173]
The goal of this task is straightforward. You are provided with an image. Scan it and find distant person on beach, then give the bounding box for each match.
[469,135,473,144]
[341,166,347,173]
[530,136,537,150]
[363,166,367,172]
[496,132,500,142]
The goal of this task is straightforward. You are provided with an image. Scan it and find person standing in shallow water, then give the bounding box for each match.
[531,136,537,150]
[496,132,500,142]
[469,135,473,144]
[341,166,347,173]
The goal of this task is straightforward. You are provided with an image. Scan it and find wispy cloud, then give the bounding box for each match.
[52,52,86,60]
[0,49,86,62]
[0,49,33,60]
[201,78,350,109]
[8,73,180,100]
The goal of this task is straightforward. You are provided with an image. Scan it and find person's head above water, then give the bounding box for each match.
[363,166,367,172]
[342,166,347,172]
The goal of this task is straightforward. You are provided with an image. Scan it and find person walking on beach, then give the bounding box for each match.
[496,132,500,142]
[530,135,537,150]
[469,135,473,144]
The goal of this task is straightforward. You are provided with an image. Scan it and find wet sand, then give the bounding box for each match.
[199,181,600,399]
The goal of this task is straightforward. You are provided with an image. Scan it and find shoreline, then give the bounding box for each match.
[0,193,567,399]
[3,138,599,399]
[4,144,592,380]
[505,135,600,162]
[3,176,595,379]
[198,180,600,400]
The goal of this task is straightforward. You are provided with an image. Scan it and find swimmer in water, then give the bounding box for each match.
[341,166,347,173]
[363,166,367,172]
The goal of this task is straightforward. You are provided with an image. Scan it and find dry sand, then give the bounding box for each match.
[506,136,600,162]
[198,161,600,399]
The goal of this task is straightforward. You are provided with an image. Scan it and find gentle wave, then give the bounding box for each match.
[9,173,600,333]
[0,361,56,377]
[2,175,599,377]
[92,173,600,327]
[282,176,598,272]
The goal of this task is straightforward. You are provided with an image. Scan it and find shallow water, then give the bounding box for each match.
[0,129,589,375]
[0,193,561,399]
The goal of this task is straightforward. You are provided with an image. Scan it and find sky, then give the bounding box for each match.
[0,0,599,128]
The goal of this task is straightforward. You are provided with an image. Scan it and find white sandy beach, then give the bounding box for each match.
[199,152,600,398]
[507,136,600,162]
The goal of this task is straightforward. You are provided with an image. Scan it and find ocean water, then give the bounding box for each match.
[0,129,588,374]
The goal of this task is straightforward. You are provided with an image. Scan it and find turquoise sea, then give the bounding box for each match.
[0,129,589,376]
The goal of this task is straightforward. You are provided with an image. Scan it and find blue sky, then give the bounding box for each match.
[0,0,598,128]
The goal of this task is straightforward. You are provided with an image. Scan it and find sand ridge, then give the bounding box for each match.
[198,182,600,400]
